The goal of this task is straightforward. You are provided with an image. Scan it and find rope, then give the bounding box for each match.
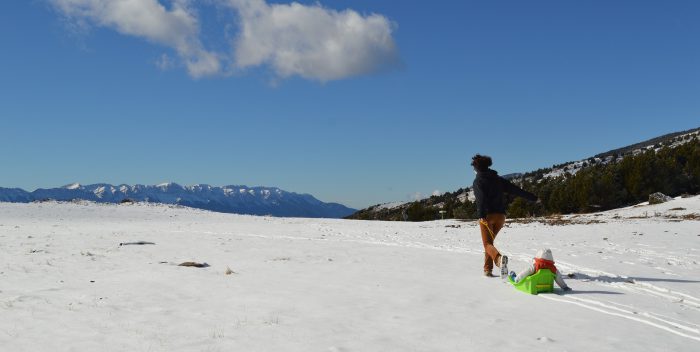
[479,219,496,241]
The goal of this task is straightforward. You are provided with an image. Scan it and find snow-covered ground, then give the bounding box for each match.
[1,197,699,351]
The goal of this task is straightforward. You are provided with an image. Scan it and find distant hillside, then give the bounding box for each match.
[0,183,356,219]
[349,188,472,222]
[518,127,700,181]
[595,127,700,159]
[348,127,700,221]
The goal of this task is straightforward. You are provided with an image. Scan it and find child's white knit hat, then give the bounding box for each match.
[536,248,554,261]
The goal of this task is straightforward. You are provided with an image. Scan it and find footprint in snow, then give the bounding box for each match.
[328,347,349,352]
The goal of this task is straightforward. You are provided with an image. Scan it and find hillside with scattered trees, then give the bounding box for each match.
[347,128,700,221]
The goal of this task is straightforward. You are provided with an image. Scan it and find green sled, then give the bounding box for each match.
[508,269,556,295]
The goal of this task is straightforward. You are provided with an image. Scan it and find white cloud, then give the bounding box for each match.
[49,0,399,81]
[225,0,399,81]
[432,190,442,197]
[50,0,221,78]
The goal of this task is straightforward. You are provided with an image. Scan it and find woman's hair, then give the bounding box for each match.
[471,154,493,171]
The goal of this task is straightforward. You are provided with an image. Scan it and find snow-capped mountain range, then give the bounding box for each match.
[0,183,356,218]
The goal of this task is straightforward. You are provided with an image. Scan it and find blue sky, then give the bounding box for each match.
[1,0,698,209]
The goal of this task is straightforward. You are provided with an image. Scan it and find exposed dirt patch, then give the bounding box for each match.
[508,216,605,226]
[665,213,700,221]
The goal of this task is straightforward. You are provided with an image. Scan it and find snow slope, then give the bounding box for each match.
[1,197,699,351]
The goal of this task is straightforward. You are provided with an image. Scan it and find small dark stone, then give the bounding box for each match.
[119,241,155,246]
[178,261,209,268]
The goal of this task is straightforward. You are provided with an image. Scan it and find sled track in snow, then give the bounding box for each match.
[182,229,700,309]
[517,251,700,341]
[553,259,700,311]
[540,294,700,342]
[177,228,700,339]
[505,252,700,311]
[606,300,700,331]
[174,230,483,255]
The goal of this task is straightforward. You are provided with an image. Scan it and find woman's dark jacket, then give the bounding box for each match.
[472,169,537,218]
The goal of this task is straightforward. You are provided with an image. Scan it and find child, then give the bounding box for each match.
[509,248,572,291]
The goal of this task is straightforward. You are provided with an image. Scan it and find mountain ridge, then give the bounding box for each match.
[0,183,355,218]
[349,126,700,221]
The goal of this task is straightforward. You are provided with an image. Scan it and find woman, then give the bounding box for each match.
[471,154,538,277]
